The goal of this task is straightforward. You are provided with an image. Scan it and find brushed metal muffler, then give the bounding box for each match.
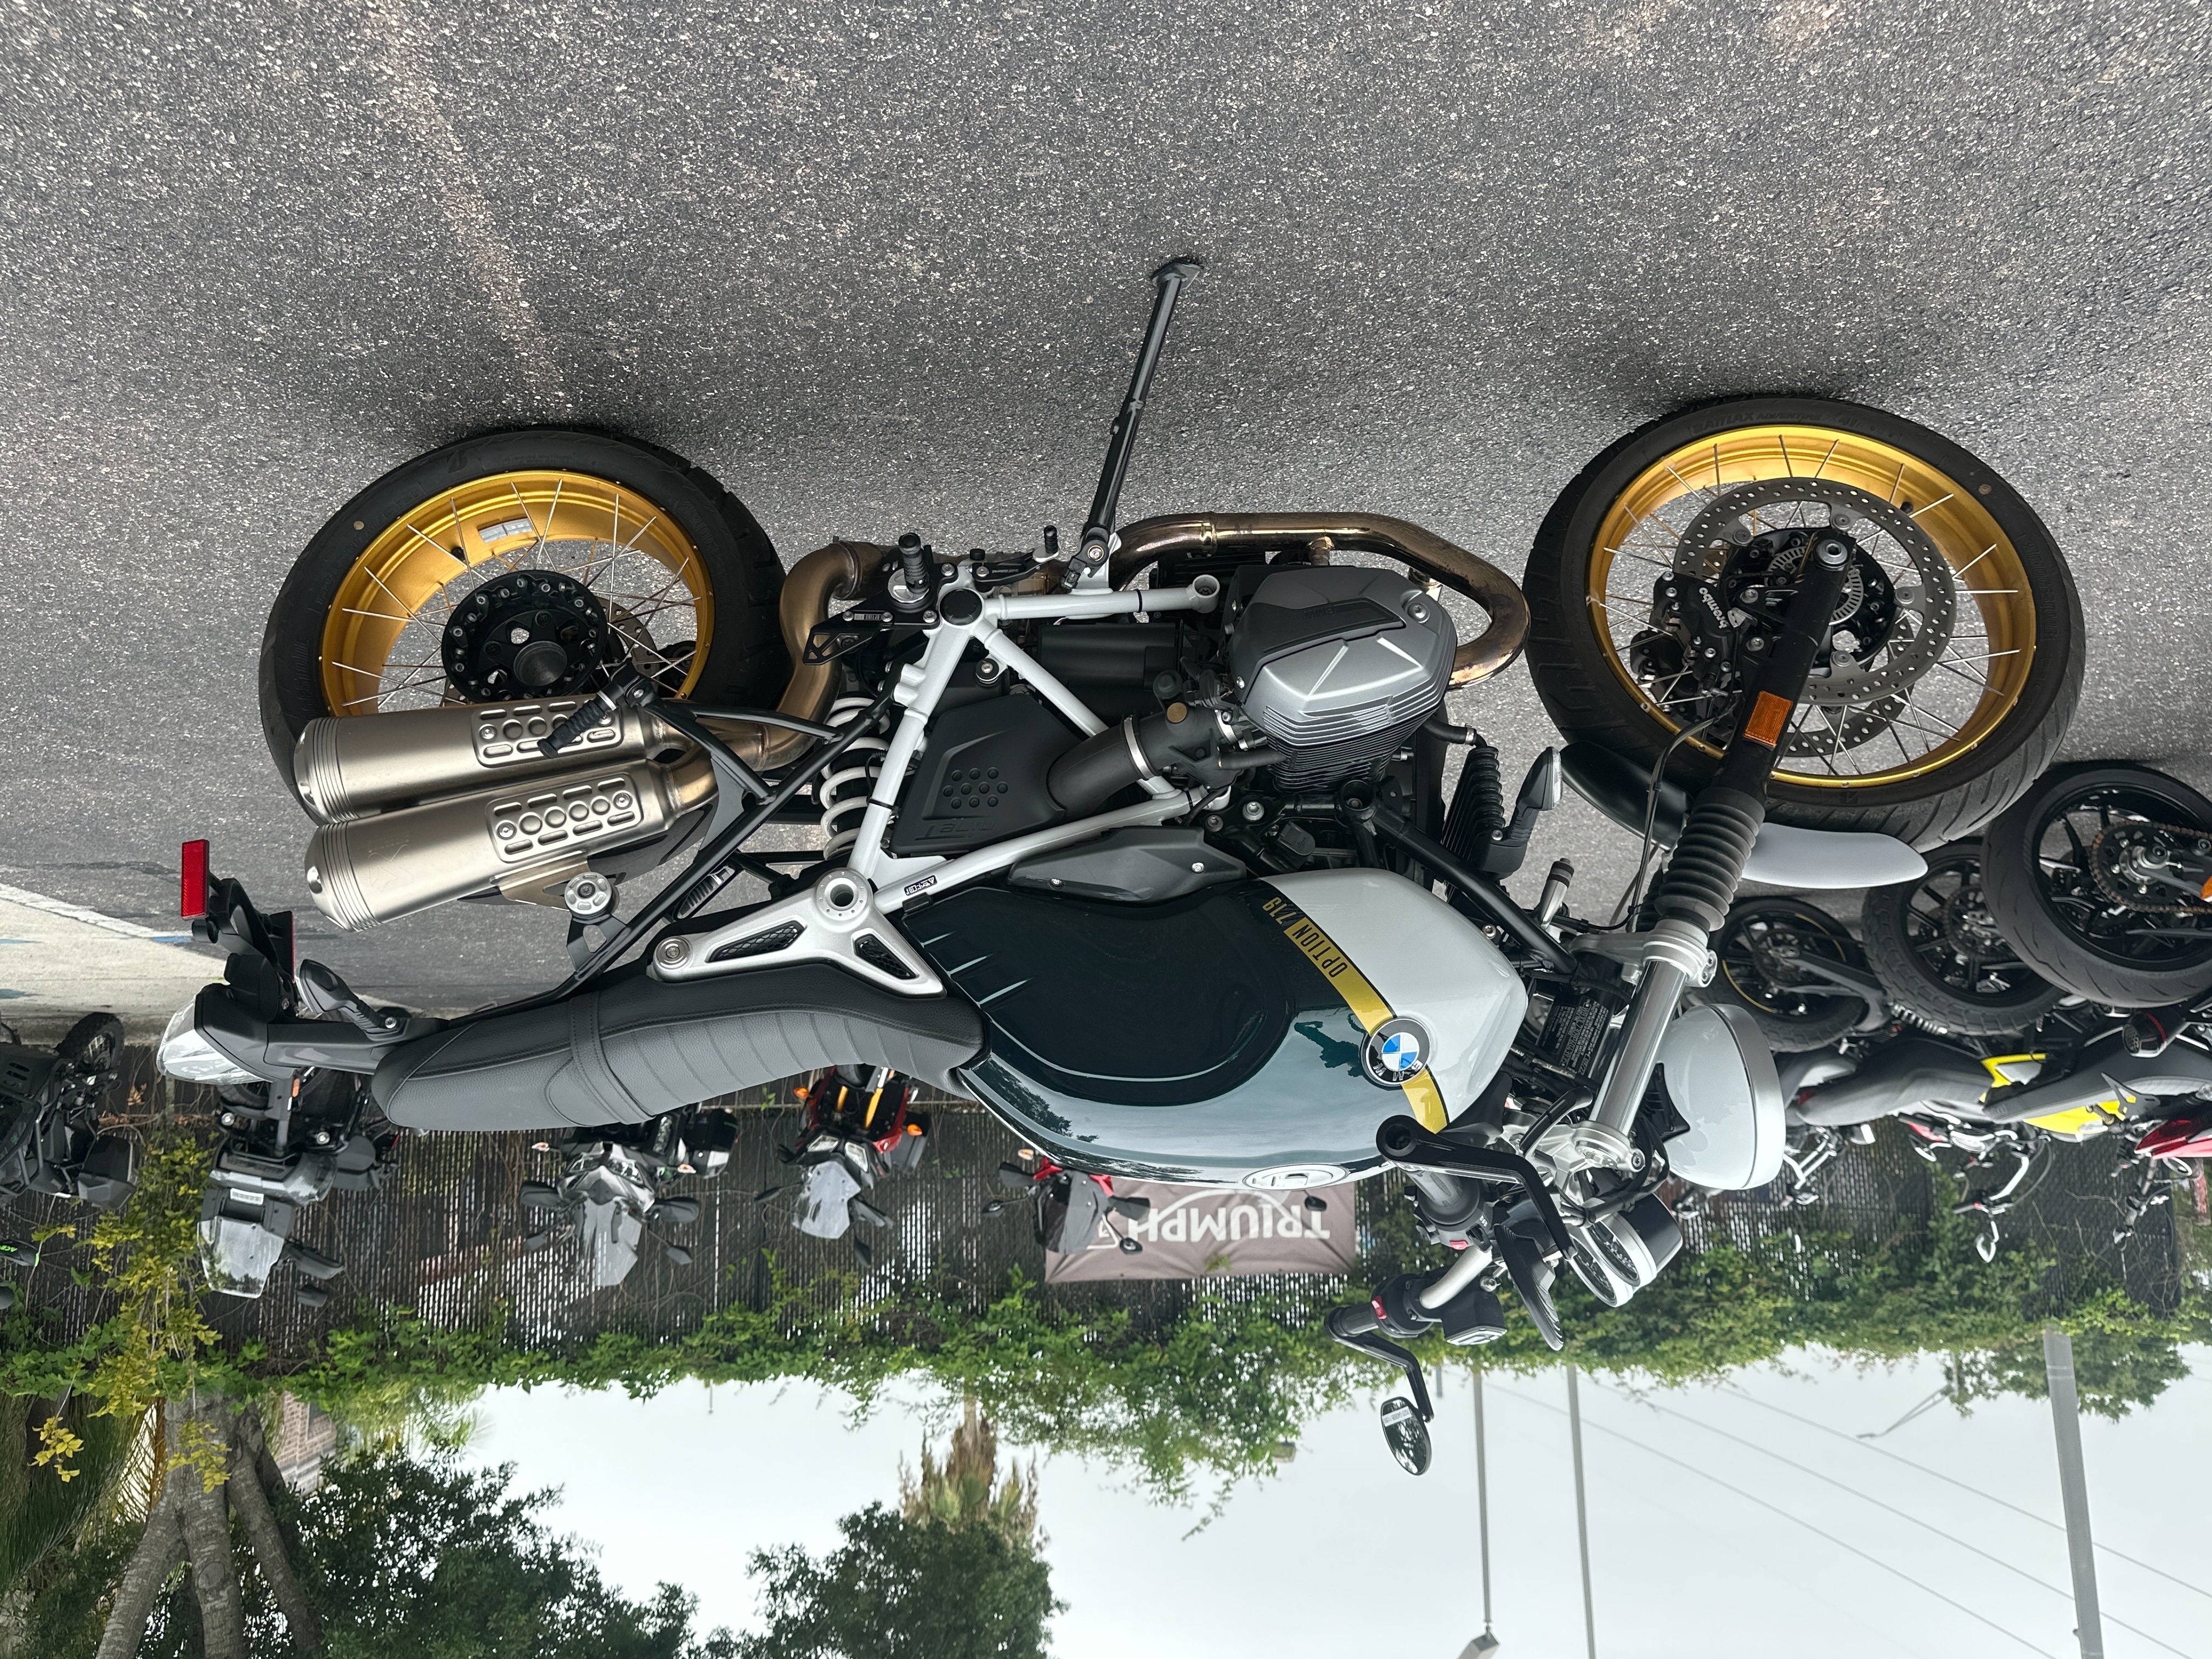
[295,697,684,823]
[304,753,716,930]
[292,537,890,824]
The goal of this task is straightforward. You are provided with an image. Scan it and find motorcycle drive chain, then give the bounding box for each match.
[2089,819,2212,916]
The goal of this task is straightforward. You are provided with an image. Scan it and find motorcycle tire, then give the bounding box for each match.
[54,1013,125,1075]
[1980,763,2212,1008]
[258,427,789,795]
[1859,844,2064,1036]
[1706,898,1867,1052]
[1523,396,2083,849]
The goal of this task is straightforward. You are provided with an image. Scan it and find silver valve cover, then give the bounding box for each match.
[1227,565,1456,751]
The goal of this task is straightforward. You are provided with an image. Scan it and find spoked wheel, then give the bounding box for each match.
[1980,764,2212,1008]
[1860,845,2063,1035]
[258,428,788,792]
[1524,397,2083,847]
[1706,897,1869,1051]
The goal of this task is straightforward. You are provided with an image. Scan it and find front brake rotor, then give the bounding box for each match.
[1677,477,1958,708]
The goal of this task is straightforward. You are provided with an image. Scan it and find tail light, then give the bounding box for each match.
[180,839,210,918]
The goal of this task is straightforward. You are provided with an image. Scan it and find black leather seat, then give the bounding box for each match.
[372,963,985,1132]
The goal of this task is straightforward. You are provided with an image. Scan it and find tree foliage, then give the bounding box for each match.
[735,1504,1058,1659]
[270,1448,732,1659]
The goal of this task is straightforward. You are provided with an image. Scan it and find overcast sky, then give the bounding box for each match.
[458,1342,2209,1658]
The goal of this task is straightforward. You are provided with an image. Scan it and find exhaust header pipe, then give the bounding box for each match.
[305,753,716,930]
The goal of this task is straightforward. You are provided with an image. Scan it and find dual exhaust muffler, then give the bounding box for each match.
[299,699,715,930]
[295,538,892,932]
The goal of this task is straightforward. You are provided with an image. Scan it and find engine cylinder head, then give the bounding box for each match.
[304,754,715,930]
[1227,565,1454,787]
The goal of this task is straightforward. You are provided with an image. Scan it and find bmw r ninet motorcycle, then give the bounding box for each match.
[159,261,2085,1463]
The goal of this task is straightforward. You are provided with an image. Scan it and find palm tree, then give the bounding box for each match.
[897,1400,1040,1549]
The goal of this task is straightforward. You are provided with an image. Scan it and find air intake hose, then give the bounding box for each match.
[1048,709,1276,815]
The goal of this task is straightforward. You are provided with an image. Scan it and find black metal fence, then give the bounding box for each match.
[0,1049,2185,1368]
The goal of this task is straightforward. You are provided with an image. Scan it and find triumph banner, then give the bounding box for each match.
[1042,1180,1358,1282]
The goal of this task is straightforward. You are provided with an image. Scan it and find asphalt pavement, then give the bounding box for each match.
[2,0,2209,1012]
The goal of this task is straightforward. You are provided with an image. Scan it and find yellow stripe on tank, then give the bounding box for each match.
[1261,893,1449,1131]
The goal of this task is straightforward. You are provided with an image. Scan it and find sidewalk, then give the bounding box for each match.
[0,882,223,1040]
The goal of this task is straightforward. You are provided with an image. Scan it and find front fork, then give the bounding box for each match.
[1327,534,1853,1443]
[1581,534,1855,1163]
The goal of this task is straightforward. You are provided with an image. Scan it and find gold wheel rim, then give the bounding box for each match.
[1588,425,2037,787]
[319,469,713,716]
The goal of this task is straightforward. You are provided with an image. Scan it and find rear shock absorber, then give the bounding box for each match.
[819,696,887,859]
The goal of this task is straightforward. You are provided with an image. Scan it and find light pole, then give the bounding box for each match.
[1568,1366,1596,1659]
[2042,1329,2104,1659]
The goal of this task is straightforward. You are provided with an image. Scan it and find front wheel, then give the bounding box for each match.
[1980,764,2212,1008]
[1523,397,2084,848]
[258,428,789,793]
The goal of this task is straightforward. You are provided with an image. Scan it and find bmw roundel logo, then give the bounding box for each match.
[1363,1017,1431,1088]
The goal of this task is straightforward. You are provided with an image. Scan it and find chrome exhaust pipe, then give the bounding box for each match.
[304,753,717,930]
[294,539,890,824]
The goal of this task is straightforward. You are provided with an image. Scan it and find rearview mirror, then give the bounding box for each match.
[1380,1396,1432,1476]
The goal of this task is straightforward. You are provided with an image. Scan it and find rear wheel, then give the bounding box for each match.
[1980,764,2212,1008]
[1860,845,2063,1036]
[1706,898,1866,1052]
[258,428,789,793]
[1524,397,2083,848]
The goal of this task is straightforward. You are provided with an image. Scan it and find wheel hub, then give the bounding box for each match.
[1939,878,2008,958]
[443,572,612,701]
[1676,478,1958,707]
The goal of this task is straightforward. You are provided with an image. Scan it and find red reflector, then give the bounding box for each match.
[1372,1297,1389,1321]
[180,840,210,918]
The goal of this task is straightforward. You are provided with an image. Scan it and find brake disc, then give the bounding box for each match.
[1677,478,1957,708]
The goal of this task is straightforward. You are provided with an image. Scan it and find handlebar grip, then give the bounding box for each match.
[1326,1302,1382,1339]
[543,697,613,757]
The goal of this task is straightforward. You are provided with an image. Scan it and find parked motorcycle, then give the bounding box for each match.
[1980,761,2212,1009]
[160,263,2089,1474]
[0,1014,138,1310]
[521,1104,733,1289]
[985,1149,1153,1257]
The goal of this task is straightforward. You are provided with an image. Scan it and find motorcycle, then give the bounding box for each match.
[160,261,2088,1472]
[0,1014,138,1310]
[520,1104,733,1289]
[1694,831,2212,1250]
[1980,761,2212,1009]
[985,1149,1153,1258]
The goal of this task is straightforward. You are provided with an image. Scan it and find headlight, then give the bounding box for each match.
[157,1001,258,1087]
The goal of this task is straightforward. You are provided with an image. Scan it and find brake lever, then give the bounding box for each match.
[1375,1115,1574,1263]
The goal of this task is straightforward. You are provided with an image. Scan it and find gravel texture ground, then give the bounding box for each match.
[2,0,2207,1008]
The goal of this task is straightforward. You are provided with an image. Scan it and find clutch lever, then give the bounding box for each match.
[1375,1115,1574,1263]
[1325,1303,1434,1424]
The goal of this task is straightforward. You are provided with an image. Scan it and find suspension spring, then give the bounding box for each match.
[819,696,887,859]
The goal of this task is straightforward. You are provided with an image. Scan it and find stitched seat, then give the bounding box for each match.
[373,963,985,1132]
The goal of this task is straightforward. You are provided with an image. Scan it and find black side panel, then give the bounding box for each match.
[373,964,985,1132]
[911,884,1340,1108]
[889,693,1081,855]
